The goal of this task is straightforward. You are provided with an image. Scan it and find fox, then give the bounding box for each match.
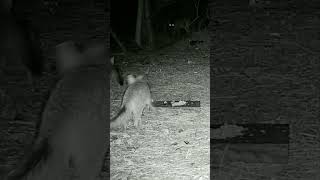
[110,74,154,131]
[5,40,109,180]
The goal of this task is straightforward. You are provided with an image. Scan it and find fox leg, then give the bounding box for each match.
[147,99,156,112]
[148,103,155,112]
[133,109,143,128]
[122,122,127,132]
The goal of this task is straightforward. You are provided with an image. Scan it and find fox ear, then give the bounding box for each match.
[127,74,136,84]
[110,57,114,65]
[136,75,144,80]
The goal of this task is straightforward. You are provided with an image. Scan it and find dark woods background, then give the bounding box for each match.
[210,0,320,179]
[111,0,208,51]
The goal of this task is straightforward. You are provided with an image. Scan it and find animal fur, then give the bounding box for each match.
[111,75,154,131]
[5,40,109,180]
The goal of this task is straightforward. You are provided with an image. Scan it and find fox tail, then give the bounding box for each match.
[110,106,131,130]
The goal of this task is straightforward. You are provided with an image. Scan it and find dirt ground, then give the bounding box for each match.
[211,0,320,179]
[109,31,210,179]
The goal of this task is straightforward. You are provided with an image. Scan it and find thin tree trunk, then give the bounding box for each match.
[111,28,127,53]
[144,0,154,50]
[135,0,143,48]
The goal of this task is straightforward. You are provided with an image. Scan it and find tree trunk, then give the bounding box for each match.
[135,0,143,48]
[111,28,127,54]
[144,0,154,50]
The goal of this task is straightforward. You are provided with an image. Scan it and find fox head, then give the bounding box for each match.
[127,74,144,85]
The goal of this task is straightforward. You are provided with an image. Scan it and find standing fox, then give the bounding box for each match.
[111,75,154,131]
[5,41,109,180]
